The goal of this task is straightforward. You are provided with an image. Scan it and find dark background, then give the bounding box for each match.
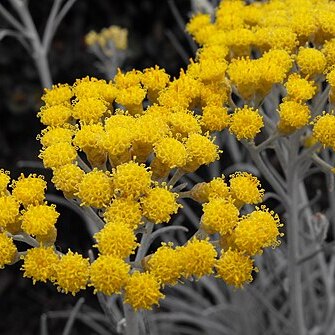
[0,1,193,334]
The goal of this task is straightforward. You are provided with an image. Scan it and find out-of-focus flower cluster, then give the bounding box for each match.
[11,0,330,311]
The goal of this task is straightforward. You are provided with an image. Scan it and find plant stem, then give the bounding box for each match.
[123,303,139,335]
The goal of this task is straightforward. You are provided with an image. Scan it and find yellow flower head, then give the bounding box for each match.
[312,113,335,149]
[115,85,147,115]
[0,169,10,194]
[0,196,20,229]
[38,104,72,127]
[296,47,326,77]
[72,77,113,100]
[21,246,59,284]
[39,126,74,148]
[202,198,239,235]
[124,271,165,310]
[184,133,220,172]
[233,207,282,255]
[277,100,311,134]
[201,105,230,132]
[52,164,85,195]
[168,110,202,138]
[114,69,142,89]
[112,161,152,198]
[322,38,335,69]
[104,197,142,229]
[41,84,72,106]
[179,238,217,278]
[284,73,316,102]
[141,186,181,224]
[105,113,136,132]
[229,106,263,141]
[146,243,182,285]
[186,13,212,39]
[229,172,264,207]
[72,97,109,123]
[103,126,133,157]
[12,174,46,207]
[39,142,77,169]
[89,255,130,295]
[35,225,57,246]
[0,233,17,268]
[94,222,138,258]
[21,204,59,237]
[215,249,255,288]
[54,250,90,295]
[76,169,113,208]
[153,137,187,169]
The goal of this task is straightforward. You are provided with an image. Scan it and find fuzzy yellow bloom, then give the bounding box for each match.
[115,85,146,115]
[72,77,115,100]
[112,161,152,198]
[179,238,217,278]
[277,100,311,134]
[0,169,10,194]
[104,197,142,229]
[0,196,20,229]
[94,222,138,258]
[39,126,74,148]
[216,249,255,288]
[284,73,316,102]
[21,246,59,284]
[201,105,230,132]
[73,123,105,152]
[146,243,182,285]
[52,164,85,195]
[103,126,133,158]
[38,104,72,127]
[105,113,136,132]
[35,225,57,246]
[89,255,130,295]
[0,233,17,268]
[168,110,201,138]
[21,204,59,237]
[184,133,220,172]
[296,47,326,77]
[12,174,46,207]
[313,113,335,149]
[187,58,228,83]
[229,172,264,207]
[233,208,282,256]
[153,137,187,169]
[141,186,181,224]
[76,169,113,208]
[41,84,73,106]
[322,39,335,69]
[39,142,77,169]
[186,13,212,39]
[72,97,109,123]
[202,198,239,235]
[114,69,142,89]
[124,271,164,310]
[54,251,90,295]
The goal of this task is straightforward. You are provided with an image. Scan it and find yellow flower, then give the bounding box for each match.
[201,105,230,132]
[76,169,113,208]
[41,84,72,106]
[103,126,133,157]
[296,47,326,77]
[52,164,85,196]
[94,222,138,258]
[104,197,142,229]
[21,246,59,284]
[179,238,217,278]
[114,69,142,89]
[12,174,47,207]
[54,250,90,295]
[202,198,239,235]
[146,243,182,285]
[39,126,74,148]
[21,204,59,237]
[38,104,72,127]
[72,97,109,123]
[284,73,316,102]
[233,207,282,256]
[153,137,187,169]
[112,161,152,198]
[0,233,17,268]
[229,172,264,207]
[39,142,77,169]
[89,255,130,295]
[229,106,263,141]
[141,186,182,224]
[322,38,335,69]
[313,113,335,149]
[124,271,164,310]
[105,113,136,132]
[215,249,255,288]
[167,110,201,138]
[186,13,212,39]
[0,169,10,194]
[115,85,147,115]
[0,196,20,229]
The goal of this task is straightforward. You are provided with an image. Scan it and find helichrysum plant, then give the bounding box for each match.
[5,0,335,334]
